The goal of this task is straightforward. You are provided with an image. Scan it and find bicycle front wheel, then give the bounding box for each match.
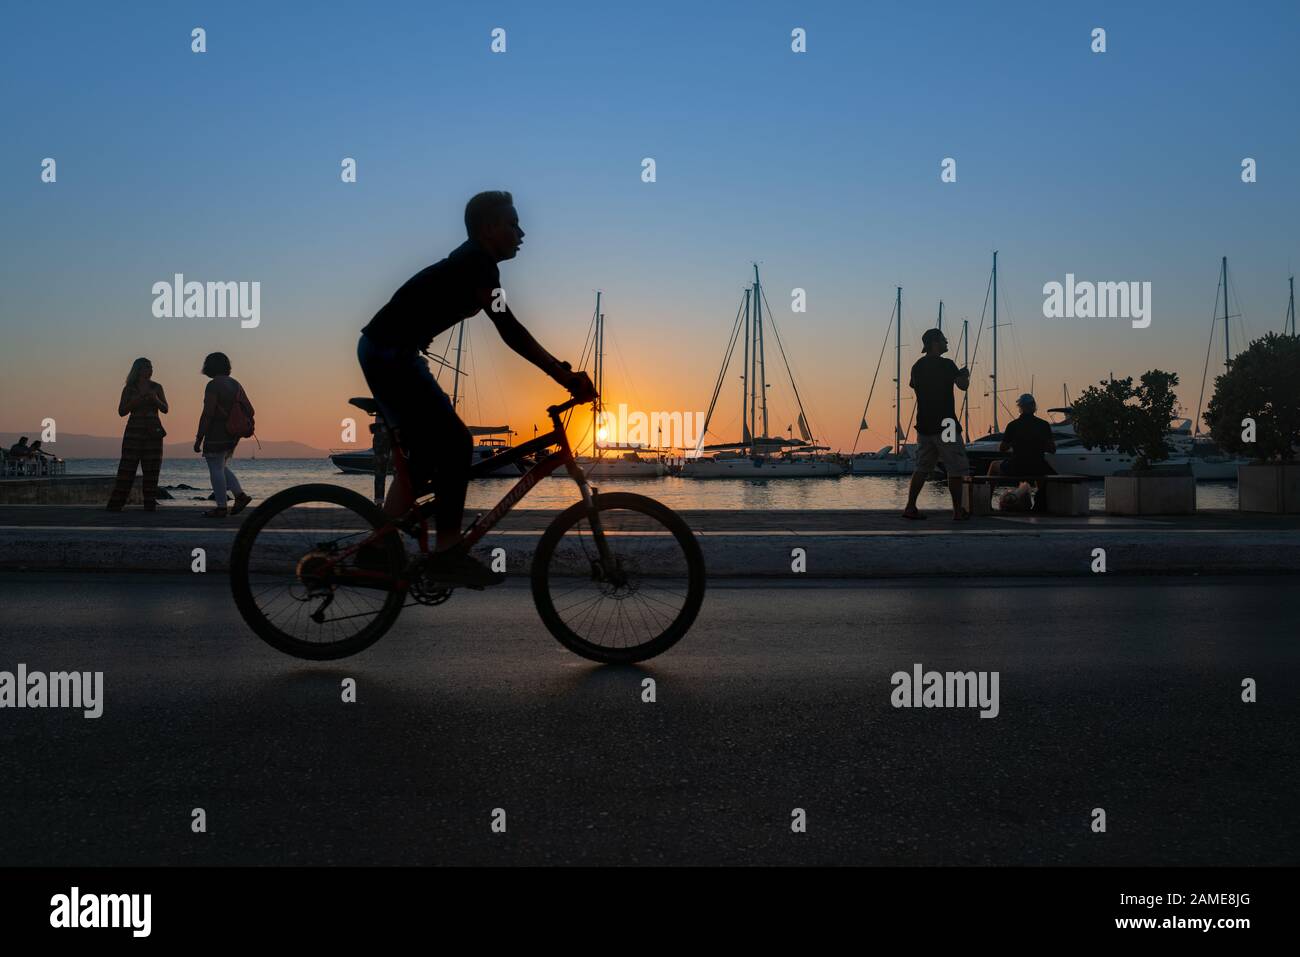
[531,492,706,663]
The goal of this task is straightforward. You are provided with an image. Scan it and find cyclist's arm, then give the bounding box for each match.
[479,294,569,385]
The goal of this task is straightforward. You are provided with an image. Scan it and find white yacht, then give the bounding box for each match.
[849,446,915,475]
[683,449,841,478]
[579,446,667,478]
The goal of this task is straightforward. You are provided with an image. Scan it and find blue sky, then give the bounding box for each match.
[2,0,1298,450]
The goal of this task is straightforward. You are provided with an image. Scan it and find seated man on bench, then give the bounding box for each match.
[988,393,1056,512]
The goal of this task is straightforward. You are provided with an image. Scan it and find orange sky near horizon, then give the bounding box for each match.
[2,268,1266,458]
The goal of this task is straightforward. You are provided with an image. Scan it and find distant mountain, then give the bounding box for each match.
[1,431,329,459]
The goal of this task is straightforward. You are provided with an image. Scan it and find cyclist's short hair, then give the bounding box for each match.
[464,191,514,236]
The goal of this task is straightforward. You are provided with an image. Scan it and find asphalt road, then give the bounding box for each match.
[0,572,1295,866]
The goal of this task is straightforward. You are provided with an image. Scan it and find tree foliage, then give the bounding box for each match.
[1071,370,1180,471]
[1204,332,1300,462]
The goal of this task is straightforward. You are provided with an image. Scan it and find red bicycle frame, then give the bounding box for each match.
[326,397,597,585]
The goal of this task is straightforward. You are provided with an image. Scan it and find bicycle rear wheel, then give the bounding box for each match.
[531,492,705,663]
[230,483,408,660]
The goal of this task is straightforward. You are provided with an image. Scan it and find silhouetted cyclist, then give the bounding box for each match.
[358,191,595,587]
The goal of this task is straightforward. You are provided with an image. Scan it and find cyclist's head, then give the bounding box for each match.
[201,352,232,377]
[465,190,524,261]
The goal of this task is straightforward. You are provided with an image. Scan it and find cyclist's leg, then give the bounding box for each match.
[358,333,434,508]
[357,334,471,543]
[415,365,472,549]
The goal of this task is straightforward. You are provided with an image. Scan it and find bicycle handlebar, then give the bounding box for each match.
[547,395,592,418]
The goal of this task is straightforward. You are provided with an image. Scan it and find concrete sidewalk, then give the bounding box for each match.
[1,505,1297,577]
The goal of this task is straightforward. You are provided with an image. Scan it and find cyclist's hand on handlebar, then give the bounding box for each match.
[559,367,598,403]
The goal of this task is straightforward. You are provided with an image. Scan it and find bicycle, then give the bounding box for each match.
[229,395,706,663]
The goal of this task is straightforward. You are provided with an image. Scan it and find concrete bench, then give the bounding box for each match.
[962,474,1091,516]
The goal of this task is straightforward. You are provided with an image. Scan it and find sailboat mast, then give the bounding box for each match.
[963,317,970,437]
[741,288,751,451]
[1289,275,1297,336]
[592,291,603,457]
[992,250,999,432]
[755,264,768,440]
[895,285,902,455]
[937,300,943,333]
[451,320,465,411]
[1222,256,1230,367]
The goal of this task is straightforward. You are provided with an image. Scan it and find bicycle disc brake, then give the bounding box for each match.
[590,554,639,597]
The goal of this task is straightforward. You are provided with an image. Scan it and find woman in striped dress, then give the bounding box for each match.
[107,358,169,511]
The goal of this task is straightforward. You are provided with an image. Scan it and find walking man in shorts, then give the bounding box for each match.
[902,328,972,520]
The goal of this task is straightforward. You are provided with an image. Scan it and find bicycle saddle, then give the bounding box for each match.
[348,397,381,415]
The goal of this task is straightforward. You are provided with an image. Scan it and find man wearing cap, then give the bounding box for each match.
[989,393,1056,510]
[902,328,972,520]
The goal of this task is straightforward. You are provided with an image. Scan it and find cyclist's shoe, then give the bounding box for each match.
[422,551,504,590]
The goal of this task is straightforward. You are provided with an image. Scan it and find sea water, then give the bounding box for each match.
[65,458,1240,510]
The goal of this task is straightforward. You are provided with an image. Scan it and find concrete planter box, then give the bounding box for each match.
[1043,481,1090,516]
[1238,463,1300,513]
[1105,468,1196,515]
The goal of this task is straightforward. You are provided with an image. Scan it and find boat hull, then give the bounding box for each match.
[330,446,525,477]
[582,460,666,478]
[682,458,842,479]
[329,451,375,474]
[1044,450,1137,477]
[849,455,912,475]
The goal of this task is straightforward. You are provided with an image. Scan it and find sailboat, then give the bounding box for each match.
[850,286,918,475]
[328,320,526,477]
[962,250,1023,471]
[569,293,666,479]
[1182,256,1254,480]
[682,265,842,478]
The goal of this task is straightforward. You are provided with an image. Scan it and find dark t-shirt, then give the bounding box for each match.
[1002,415,1055,472]
[362,240,502,351]
[910,355,961,436]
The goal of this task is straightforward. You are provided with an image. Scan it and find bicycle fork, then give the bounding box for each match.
[569,464,621,584]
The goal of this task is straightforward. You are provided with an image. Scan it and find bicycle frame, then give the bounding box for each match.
[326,396,605,584]
[440,397,597,551]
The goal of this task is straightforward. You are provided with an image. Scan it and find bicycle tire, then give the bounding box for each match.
[230,483,408,660]
[531,492,706,663]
